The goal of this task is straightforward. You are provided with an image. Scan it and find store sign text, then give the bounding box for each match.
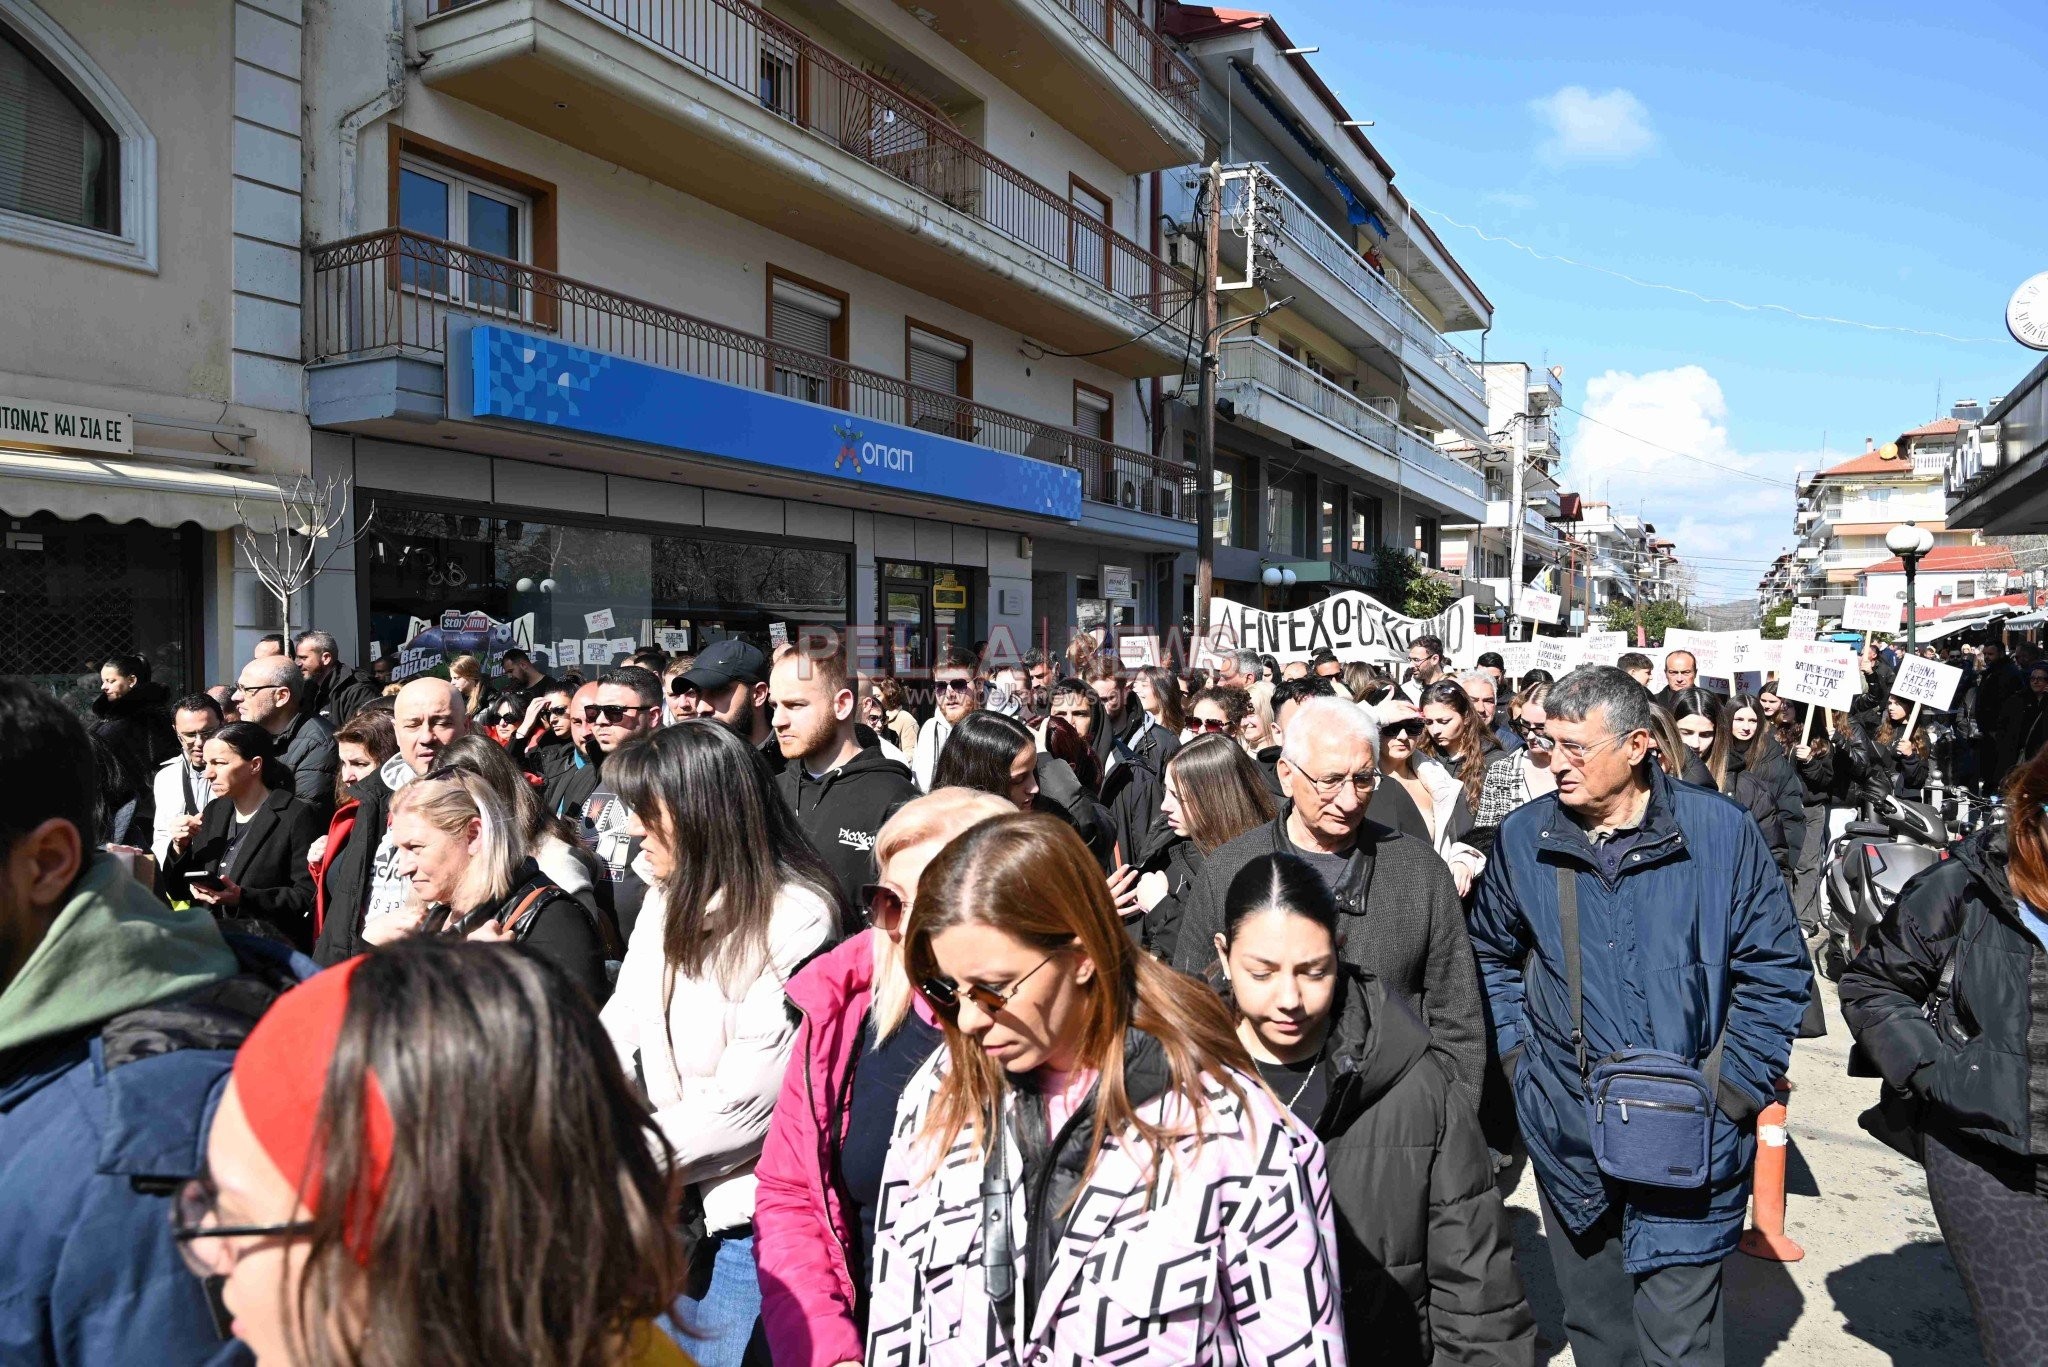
[0,395,133,454]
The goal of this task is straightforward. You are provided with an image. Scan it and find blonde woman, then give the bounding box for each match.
[754,788,1014,1367]
[377,769,611,999]
[1374,698,1485,896]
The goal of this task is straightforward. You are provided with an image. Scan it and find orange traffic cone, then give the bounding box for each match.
[1739,1078,1804,1262]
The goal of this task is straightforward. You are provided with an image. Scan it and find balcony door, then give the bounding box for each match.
[767,271,846,407]
[1069,177,1110,287]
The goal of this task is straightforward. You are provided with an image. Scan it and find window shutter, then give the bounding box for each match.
[769,278,841,358]
[0,30,114,232]
[908,328,965,395]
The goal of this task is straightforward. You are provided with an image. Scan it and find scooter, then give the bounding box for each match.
[1818,794,1952,982]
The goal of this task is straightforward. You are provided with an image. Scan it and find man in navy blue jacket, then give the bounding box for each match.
[0,680,306,1365]
[1469,665,1809,1367]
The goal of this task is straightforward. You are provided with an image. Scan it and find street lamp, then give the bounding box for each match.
[1884,521,1936,653]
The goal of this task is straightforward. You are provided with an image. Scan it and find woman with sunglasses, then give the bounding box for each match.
[868,813,1345,1367]
[177,940,692,1366]
[375,769,614,1001]
[1211,854,1535,1366]
[601,720,842,1365]
[754,789,1015,1367]
[1473,681,1558,845]
[1132,733,1277,963]
[1373,699,1485,897]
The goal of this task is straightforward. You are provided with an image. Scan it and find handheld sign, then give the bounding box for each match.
[1117,635,1163,669]
[1786,607,1820,642]
[1517,587,1563,625]
[1777,641,1861,713]
[1662,628,1733,682]
[1890,656,1964,713]
[1841,595,1903,634]
[1531,635,1579,677]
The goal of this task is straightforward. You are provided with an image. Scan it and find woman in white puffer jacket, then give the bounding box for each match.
[600,719,845,1367]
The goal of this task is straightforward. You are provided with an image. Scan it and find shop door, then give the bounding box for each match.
[879,562,974,676]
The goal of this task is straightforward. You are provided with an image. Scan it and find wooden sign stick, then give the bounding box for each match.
[1800,706,1815,747]
[1905,700,1923,742]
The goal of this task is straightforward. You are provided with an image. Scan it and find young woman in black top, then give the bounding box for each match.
[163,721,322,947]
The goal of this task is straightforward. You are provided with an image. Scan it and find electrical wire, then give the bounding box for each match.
[1558,403,1801,490]
[1020,287,1197,361]
[1411,205,2001,346]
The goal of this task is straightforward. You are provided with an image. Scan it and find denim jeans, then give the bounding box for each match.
[660,1232,763,1367]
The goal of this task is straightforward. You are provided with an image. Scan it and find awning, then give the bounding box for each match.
[0,449,283,530]
[2005,611,2048,630]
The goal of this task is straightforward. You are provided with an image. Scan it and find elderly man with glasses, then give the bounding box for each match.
[1468,665,1807,1367]
[1170,695,1487,1113]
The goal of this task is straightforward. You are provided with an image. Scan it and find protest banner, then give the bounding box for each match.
[1890,655,1964,737]
[1577,631,1629,667]
[1499,641,1539,680]
[1209,592,1476,666]
[1786,607,1820,642]
[1662,627,1733,681]
[1778,640,1861,715]
[1841,595,1903,633]
[1517,587,1562,625]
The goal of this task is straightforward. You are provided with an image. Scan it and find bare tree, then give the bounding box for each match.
[233,475,375,644]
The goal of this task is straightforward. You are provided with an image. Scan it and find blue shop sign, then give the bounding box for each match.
[455,326,1082,521]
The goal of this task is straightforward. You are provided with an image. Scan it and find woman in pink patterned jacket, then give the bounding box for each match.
[867,812,1347,1367]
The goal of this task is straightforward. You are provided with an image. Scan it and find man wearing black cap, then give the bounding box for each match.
[681,639,776,762]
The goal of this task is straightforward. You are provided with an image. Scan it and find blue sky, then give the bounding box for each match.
[1276,0,2048,601]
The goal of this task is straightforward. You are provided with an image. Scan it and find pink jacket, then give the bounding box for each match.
[754,932,942,1367]
[866,1045,1349,1367]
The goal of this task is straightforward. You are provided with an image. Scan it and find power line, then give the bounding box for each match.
[1559,404,1800,489]
[1411,205,2001,346]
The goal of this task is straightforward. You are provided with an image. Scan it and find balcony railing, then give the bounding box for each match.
[309,230,1193,520]
[432,0,1184,320]
[1216,338,1485,499]
[1046,0,1200,124]
[1217,165,1483,404]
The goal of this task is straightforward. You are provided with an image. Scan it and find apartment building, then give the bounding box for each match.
[0,0,309,705]
[1154,5,1495,612]
[1439,360,1565,613]
[298,0,1211,671]
[1788,420,1975,612]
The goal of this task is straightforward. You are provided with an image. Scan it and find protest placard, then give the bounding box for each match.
[1662,628,1733,680]
[1517,587,1562,625]
[1777,640,1861,713]
[1841,595,1902,633]
[1890,656,1964,713]
[1117,635,1163,668]
[1576,631,1629,667]
[1209,592,1476,666]
[655,627,690,653]
[557,639,581,668]
[1786,607,1820,642]
[1733,632,1780,676]
[583,607,616,633]
[1531,635,1578,677]
[581,637,611,666]
[1499,641,1539,680]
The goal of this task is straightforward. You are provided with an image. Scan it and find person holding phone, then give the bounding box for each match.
[164,721,323,948]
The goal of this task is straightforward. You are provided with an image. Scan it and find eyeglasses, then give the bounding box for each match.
[859,883,904,928]
[583,703,652,725]
[1382,718,1426,739]
[934,678,976,695]
[541,705,568,718]
[1299,769,1377,797]
[1187,716,1231,734]
[1544,730,1637,766]
[920,950,1059,1019]
[170,1172,316,1277]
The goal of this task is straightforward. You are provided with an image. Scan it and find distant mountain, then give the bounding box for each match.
[1695,599,1761,630]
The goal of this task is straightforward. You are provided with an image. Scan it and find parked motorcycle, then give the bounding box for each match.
[1819,795,1952,982]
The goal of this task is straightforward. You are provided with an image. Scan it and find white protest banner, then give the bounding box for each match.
[655,627,690,653]
[1733,633,1780,676]
[1531,635,1579,677]
[1117,635,1163,668]
[1777,640,1861,713]
[581,637,611,666]
[1891,656,1964,712]
[557,639,581,668]
[1209,592,1476,666]
[1576,630,1629,667]
[583,607,616,633]
[1786,608,1820,642]
[1661,628,1733,680]
[608,635,638,659]
[1841,595,1903,633]
[1517,587,1562,626]
[768,622,789,650]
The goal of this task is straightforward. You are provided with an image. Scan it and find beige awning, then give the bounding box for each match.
[0,448,283,530]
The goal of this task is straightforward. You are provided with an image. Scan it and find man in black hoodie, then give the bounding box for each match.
[292,630,378,726]
[769,642,916,914]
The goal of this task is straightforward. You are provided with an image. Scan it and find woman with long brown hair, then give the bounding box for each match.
[868,814,1343,1367]
[1418,678,1494,813]
[177,939,690,1366]
[1842,746,2048,1366]
[1131,733,1277,962]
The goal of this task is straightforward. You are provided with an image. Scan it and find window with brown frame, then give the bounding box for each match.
[1074,381,1115,504]
[766,266,849,408]
[905,319,973,440]
[1068,176,1111,287]
[387,129,558,329]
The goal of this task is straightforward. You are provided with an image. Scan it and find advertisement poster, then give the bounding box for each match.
[392,609,534,682]
[585,607,617,633]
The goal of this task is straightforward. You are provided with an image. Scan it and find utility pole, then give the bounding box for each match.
[1194,160,1221,639]
[1506,411,1527,640]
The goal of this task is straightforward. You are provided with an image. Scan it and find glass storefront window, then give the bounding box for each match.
[1319,493,1338,558]
[362,503,847,682]
[1212,457,1238,548]
[1351,494,1381,554]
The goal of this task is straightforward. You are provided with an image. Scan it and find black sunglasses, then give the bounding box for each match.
[584,703,652,724]
[920,950,1059,1018]
[1383,718,1427,738]
[1187,716,1231,734]
[934,678,977,695]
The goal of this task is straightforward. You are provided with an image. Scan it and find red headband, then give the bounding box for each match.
[232,957,394,1258]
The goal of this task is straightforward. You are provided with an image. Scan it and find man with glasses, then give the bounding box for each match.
[151,693,224,866]
[1171,695,1487,1111]
[577,668,665,939]
[1468,666,1807,1367]
[0,680,312,1364]
[1402,634,1447,703]
[913,646,983,791]
[233,656,339,823]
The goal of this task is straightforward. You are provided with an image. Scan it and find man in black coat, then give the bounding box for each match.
[1170,695,1486,1111]
[232,657,338,825]
[293,630,379,726]
[768,644,915,918]
[1977,640,2028,789]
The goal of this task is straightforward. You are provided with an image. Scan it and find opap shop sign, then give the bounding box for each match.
[1210,591,1474,666]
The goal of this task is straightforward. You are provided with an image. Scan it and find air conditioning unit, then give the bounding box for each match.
[1117,476,1180,518]
[1165,232,1200,271]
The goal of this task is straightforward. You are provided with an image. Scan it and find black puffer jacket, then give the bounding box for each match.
[1135,836,1205,963]
[1310,968,1536,1367]
[1841,827,2048,1159]
[1728,743,1805,880]
[1681,754,1789,874]
[90,682,177,791]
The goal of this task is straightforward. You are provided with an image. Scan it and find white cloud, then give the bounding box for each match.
[1530,86,1657,166]
[1566,366,1810,603]
[1481,189,1539,213]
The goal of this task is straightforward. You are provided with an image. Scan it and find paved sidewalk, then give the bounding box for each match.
[1500,977,1985,1365]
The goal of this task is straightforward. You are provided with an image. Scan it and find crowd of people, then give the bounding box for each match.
[16,618,2042,1365]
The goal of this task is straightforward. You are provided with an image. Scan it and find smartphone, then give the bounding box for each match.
[187,873,228,894]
